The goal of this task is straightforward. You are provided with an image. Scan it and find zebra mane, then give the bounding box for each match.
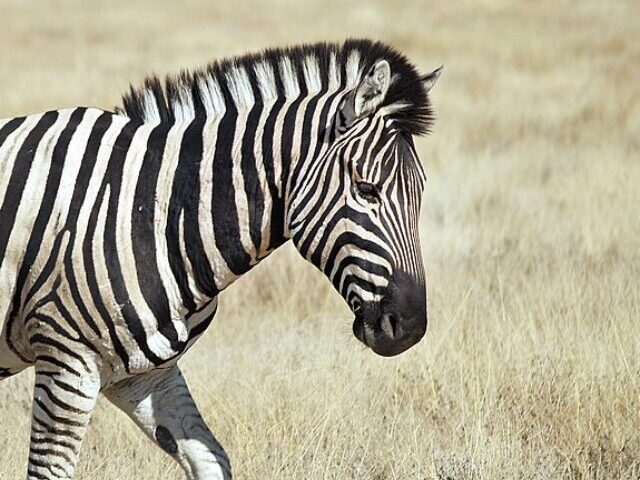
[116,39,434,136]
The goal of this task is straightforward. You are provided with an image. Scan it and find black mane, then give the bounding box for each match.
[116,39,434,136]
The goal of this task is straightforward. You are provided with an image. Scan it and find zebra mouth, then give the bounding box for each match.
[352,315,367,346]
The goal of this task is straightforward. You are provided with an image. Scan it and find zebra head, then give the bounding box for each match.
[288,50,442,357]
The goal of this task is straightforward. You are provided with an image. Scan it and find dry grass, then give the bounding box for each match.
[1,0,639,478]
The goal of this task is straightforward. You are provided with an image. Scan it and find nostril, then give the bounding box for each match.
[380,312,398,339]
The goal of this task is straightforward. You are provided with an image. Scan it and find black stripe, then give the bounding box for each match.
[27,469,50,480]
[32,416,83,442]
[26,311,80,344]
[0,111,59,260]
[333,257,391,287]
[0,116,26,147]
[36,355,81,377]
[30,447,73,464]
[211,79,252,274]
[186,312,215,341]
[167,113,217,310]
[49,290,101,355]
[323,228,391,278]
[339,273,386,298]
[36,371,91,399]
[27,458,61,477]
[34,383,85,414]
[279,58,307,201]
[30,334,90,371]
[63,113,133,370]
[34,397,85,427]
[15,108,86,309]
[261,58,288,251]
[30,434,76,451]
[289,59,330,195]
[240,66,266,254]
[132,123,184,342]
[1,112,59,364]
[91,121,167,366]
[296,161,343,259]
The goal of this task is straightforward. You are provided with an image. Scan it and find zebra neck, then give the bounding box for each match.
[160,110,292,305]
[153,74,348,308]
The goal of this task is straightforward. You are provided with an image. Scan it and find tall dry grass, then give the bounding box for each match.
[0,0,638,478]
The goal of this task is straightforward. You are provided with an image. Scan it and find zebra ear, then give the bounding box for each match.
[421,66,443,92]
[354,60,391,117]
[339,60,391,129]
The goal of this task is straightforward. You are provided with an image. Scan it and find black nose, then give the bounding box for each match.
[371,309,426,357]
[353,271,427,357]
[379,312,399,339]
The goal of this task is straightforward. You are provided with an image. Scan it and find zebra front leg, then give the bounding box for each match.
[104,365,231,480]
[28,358,101,480]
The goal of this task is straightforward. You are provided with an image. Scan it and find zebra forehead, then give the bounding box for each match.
[116,39,435,136]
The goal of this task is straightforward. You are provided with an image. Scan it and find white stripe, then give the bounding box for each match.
[226,65,254,111]
[346,50,362,89]
[186,297,218,337]
[22,108,102,324]
[198,80,237,289]
[115,123,185,359]
[338,264,388,297]
[227,66,259,264]
[178,209,209,305]
[155,121,192,311]
[254,61,278,103]
[302,55,322,95]
[3,109,73,302]
[253,61,278,255]
[273,57,301,201]
[142,90,162,124]
[320,218,393,274]
[91,185,147,372]
[0,114,44,208]
[172,82,195,122]
[71,115,140,366]
[198,75,226,118]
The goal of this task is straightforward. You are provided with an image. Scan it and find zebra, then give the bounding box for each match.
[0,39,441,479]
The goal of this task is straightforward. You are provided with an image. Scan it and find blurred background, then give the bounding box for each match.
[0,0,638,478]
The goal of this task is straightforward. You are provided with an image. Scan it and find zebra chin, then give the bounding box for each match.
[350,271,428,357]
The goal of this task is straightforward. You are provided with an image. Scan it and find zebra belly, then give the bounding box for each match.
[12,245,221,387]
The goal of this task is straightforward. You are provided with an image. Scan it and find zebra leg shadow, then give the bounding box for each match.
[104,365,232,480]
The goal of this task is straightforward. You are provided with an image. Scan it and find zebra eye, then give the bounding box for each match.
[355,181,379,203]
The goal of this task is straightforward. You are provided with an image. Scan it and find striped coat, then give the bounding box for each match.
[0,39,441,479]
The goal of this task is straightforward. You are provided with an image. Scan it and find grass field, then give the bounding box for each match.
[0,0,639,478]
